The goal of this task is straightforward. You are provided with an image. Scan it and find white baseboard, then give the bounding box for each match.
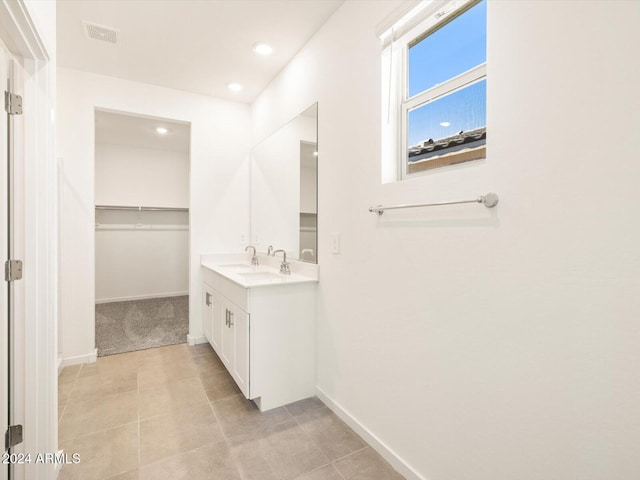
[95,291,188,304]
[57,355,63,376]
[187,335,207,346]
[316,387,425,480]
[60,349,98,369]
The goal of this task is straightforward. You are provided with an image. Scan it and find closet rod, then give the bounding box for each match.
[95,205,189,212]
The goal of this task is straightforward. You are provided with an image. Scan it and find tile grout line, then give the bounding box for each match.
[58,419,140,443]
[200,364,311,477]
[291,462,343,480]
[287,404,370,479]
[330,444,370,464]
[198,373,229,441]
[138,361,224,469]
[57,364,82,432]
[60,387,138,413]
[58,346,216,478]
[139,440,227,472]
[138,400,213,423]
[288,405,336,464]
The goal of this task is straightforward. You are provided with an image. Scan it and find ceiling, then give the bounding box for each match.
[95,110,190,152]
[57,0,344,103]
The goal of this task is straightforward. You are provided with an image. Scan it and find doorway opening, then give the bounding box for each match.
[93,110,190,356]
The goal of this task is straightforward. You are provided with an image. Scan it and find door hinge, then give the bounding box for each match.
[4,260,23,281]
[4,91,23,115]
[5,425,23,450]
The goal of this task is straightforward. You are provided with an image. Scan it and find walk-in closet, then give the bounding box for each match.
[94,110,190,356]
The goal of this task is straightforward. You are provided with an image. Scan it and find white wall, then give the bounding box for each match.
[95,223,189,302]
[94,143,189,302]
[251,1,640,479]
[95,143,189,207]
[58,68,250,361]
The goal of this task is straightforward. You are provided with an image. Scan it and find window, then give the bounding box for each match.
[380,0,487,180]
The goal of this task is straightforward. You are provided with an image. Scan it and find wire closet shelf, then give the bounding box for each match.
[95,205,189,230]
[95,205,188,212]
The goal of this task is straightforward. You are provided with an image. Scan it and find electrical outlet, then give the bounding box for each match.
[240,234,246,245]
[331,232,340,254]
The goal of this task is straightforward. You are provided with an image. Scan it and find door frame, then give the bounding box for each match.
[1,41,10,480]
[0,1,57,479]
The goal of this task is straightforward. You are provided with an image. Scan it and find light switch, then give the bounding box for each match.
[331,232,340,254]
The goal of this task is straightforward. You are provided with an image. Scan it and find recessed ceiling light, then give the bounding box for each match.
[155,127,168,135]
[253,43,273,56]
[227,82,243,92]
[439,121,450,127]
[313,151,319,156]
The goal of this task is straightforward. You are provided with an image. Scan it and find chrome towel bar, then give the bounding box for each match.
[369,192,498,215]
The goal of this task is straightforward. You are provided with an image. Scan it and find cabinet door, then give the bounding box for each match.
[229,305,249,398]
[202,283,214,343]
[209,289,223,354]
[220,301,234,370]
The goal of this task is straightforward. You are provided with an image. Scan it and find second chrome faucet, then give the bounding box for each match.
[272,249,291,275]
[247,244,289,274]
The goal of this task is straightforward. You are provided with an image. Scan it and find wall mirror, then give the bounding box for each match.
[250,103,318,263]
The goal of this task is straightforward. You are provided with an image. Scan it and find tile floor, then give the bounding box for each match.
[58,343,404,480]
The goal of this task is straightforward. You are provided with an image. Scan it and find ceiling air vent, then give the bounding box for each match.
[83,21,119,44]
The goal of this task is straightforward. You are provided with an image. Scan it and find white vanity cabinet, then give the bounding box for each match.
[201,263,317,412]
[202,281,248,396]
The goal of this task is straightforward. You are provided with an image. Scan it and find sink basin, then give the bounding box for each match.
[238,271,282,282]
[218,264,256,272]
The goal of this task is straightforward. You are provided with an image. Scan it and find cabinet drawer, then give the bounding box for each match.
[203,267,247,311]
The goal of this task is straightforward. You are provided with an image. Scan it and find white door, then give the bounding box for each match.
[1,42,25,480]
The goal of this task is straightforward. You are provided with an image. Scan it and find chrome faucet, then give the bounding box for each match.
[245,245,259,266]
[272,249,291,275]
[267,245,274,256]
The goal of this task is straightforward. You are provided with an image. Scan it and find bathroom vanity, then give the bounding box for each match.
[200,253,318,411]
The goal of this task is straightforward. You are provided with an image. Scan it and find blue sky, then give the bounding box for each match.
[407,0,486,146]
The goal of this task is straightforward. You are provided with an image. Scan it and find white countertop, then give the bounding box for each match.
[201,253,318,288]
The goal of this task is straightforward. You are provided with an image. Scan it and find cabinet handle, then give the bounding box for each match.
[229,311,234,327]
[225,309,229,327]
[205,292,211,306]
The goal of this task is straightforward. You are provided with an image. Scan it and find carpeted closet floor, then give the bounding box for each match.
[95,295,189,356]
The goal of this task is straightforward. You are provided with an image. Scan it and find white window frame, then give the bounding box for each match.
[380,0,486,182]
